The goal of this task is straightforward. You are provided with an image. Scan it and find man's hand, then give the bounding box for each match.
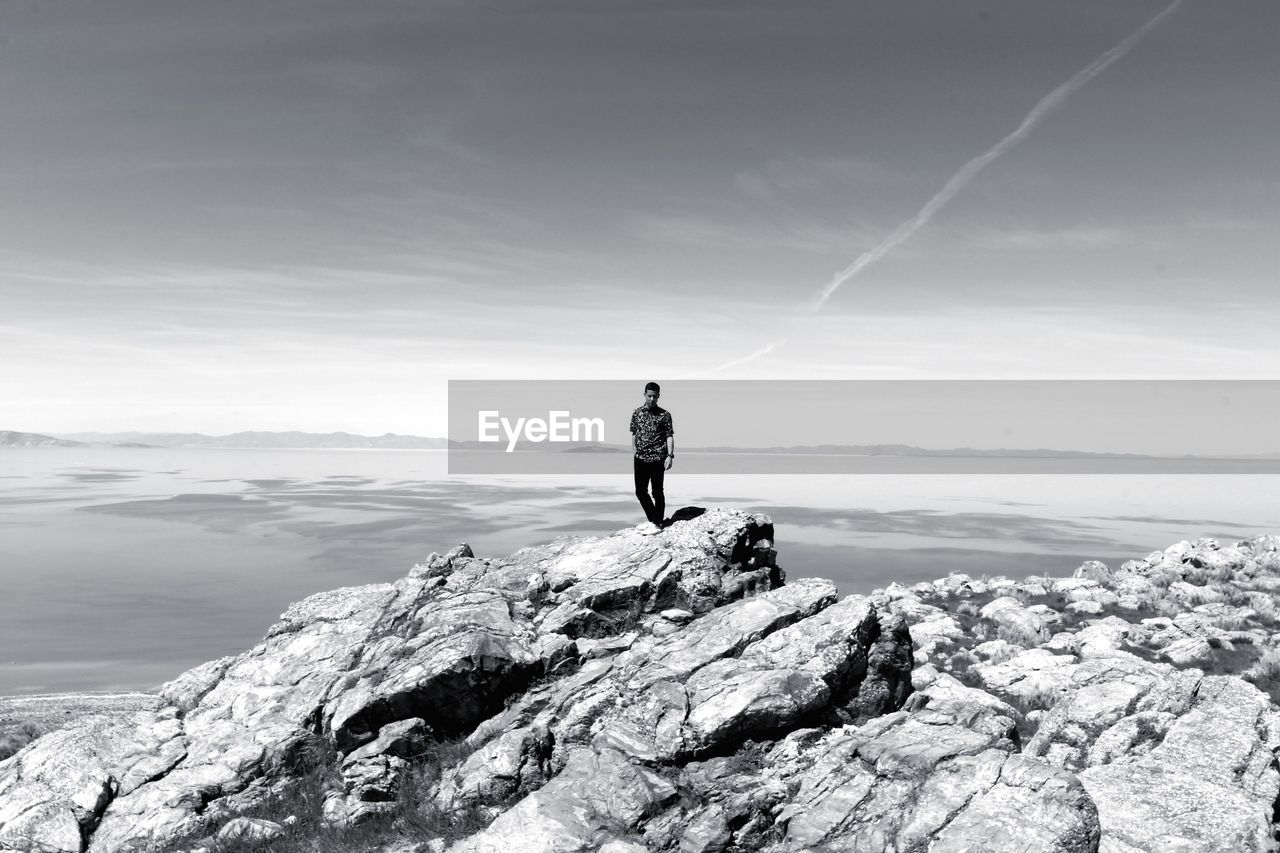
[664,455,673,471]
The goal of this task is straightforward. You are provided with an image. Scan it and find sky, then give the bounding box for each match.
[1,0,1276,437]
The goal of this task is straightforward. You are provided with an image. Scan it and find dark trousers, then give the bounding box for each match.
[633,457,665,524]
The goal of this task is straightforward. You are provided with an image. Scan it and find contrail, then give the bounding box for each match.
[682,338,788,378]
[810,0,1185,312]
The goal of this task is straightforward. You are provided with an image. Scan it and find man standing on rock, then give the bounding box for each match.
[630,381,674,531]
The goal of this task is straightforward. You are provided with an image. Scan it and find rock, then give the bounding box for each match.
[973,647,1076,705]
[159,656,235,712]
[846,612,913,719]
[772,722,1097,851]
[598,585,888,762]
[903,671,1021,746]
[679,804,731,853]
[1074,560,1115,584]
[1086,764,1271,852]
[1161,635,1213,665]
[1067,600,1104,615]
[410,543,475,579]
[0,509,782,853]
[446,746,676,852]
[971,639,1019,662]
[8,522,1280,853]
[576,631,638,660]
[904,612,965,663]
[435,579,912,850]
[1053,577,1103,596]
[1026,677,1147,769]
[343,717,429,764]
[1071,618,1134,659]
[1168,581,1222,605]
[435,723,554,811]
[1085,710,1176,766]
[980,597,1053,646]
[0,706,188,853]
[216,817,284,845]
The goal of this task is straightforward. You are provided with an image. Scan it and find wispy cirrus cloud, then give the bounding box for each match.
[624,210,890,256]
[731,155,905,199]
[951,224,1135,252]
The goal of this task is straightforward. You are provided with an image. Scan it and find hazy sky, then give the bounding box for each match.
[2,0,1276,436]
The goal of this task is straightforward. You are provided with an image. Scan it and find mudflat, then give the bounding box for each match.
[0,691,160,743]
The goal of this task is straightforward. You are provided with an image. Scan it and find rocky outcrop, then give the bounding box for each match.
[0,509,910,852]
[883,534,1280,853]
[3,518,1280,853]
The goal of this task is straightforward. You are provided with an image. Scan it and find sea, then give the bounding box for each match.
[2,446,1277,695]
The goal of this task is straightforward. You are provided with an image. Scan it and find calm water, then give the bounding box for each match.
[1,447,1277,695]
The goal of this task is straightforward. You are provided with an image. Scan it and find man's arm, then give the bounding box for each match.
[664,415,675,470]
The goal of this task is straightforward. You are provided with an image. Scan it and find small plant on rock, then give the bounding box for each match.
[0,721,47,762]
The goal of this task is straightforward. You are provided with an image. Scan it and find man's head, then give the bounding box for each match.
[643,381,660,408]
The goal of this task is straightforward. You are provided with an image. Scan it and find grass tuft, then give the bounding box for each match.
[0,721,48,762]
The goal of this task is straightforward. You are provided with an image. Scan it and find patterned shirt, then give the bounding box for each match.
[630,405,674,463]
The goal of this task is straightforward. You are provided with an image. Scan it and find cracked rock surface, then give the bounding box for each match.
[3,516,1280,852]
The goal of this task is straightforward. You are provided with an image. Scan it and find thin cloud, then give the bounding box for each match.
[732,155,903,199]
[693,0,1187,377]
[682,339,789,378]
[811,0,1186,312]
[626,210,884,255]
[955,225,1134,252]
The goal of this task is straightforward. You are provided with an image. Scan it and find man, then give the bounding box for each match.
[630,381,674,530]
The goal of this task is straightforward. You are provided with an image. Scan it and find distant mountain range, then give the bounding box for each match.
[2,430,448,449]
[4,429,1280,459]
[0,430,86,447]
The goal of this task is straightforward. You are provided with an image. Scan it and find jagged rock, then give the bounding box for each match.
[1067,600,1104,615]
[446,746,676,852]
[9,522,1280,853]
[1074,560,1115,584]
[1078,677,1279,851]
[846,612,913,719]
[0,509,783,852]
[971,638,1019,662]
[905,668,1022,746]
[973,647,1077,703]
[1070,618,1134,659]
[434,722,555,811]
[981,596,1053,645]
[343,717,429,764]
[1085,710,1176,766]
[902,611,964,664]
[324,587,549,750]
[576,631,638,660]
[160,656,236,712]
[410,543,476,579]
[588,581,866,762]
[1161,635,1213,664]
[216,816,285,844]
[433,578,911,850]
[0,706,187,853]
[769,717,1097,851]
